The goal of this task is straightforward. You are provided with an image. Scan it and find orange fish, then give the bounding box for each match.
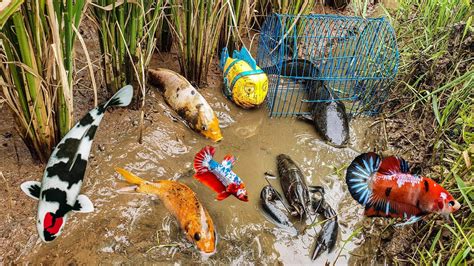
[346,153,460,225]
[115,168,217,254]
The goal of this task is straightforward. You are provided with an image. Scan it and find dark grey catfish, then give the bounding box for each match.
[303,81,349,147]
[308,186,338,260]
[260,185,297,235]
[263,59,350,147]
[277,154,311,218]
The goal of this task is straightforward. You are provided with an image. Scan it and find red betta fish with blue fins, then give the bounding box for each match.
[346,152,460,226]
[193,146,248,202]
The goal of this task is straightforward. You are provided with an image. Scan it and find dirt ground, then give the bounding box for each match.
[0,3,421,264]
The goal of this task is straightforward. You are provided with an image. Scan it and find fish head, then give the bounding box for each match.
[236,187,249,202]
[196,111,223,142]
[185,210,216,254]
[230,183,248,202]
[434,189,461,216]
[37,201,67,242]
[260,185,277,201]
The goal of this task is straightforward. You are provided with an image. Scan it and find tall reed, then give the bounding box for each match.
[168,0,228,86]
[219,0,256,51]
[92,0,164,96]
[0,0,87,162]
[0,1,25,28]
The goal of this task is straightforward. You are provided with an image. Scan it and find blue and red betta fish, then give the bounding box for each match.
[193,146,248,201]
[346,152,460,225]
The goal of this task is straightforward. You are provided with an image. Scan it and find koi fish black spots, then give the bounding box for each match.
[20,85,133,242]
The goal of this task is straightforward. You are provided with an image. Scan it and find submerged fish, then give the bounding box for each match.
[346,153,461,225]
[148,68,223,142]
[193,146,248,202]
[264,59,349,147]
[277,154,311,218]
[20,85,133,242]
[308,186,338,260]
[260,185,297,235]
[115,168,217,254]
[301,82,350,147]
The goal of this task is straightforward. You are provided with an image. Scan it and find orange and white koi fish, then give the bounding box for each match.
[148,68,223,142]
[115,168,217,254]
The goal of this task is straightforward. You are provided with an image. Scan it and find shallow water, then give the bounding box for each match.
[20,83,378,264]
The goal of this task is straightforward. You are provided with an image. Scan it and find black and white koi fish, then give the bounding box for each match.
[20,85,133,242]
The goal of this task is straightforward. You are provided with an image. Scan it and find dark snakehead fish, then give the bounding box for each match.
[306,81,349,147]
[277,154,311,218]
[263,59,349,147]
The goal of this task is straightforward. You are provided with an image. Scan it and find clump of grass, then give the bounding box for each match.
[168,0,228,86]
[390,0,473,264]
[219,0,249,52]
[0,0,88,162]
[92,0,164,96]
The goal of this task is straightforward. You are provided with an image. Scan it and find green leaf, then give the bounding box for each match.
[432,94,441,126]
[454,173,474,212]
[0,0,25,29]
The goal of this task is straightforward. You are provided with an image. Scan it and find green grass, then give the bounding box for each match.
[92,0,164,95]
[391,0,473,264]
[0,0,87,162]
[168,0,228,86]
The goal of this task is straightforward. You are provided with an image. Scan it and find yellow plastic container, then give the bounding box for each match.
[221,48,268,109]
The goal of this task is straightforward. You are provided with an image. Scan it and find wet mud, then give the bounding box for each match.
[1,60,382,264]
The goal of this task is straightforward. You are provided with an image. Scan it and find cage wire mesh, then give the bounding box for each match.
[257,14,399,117]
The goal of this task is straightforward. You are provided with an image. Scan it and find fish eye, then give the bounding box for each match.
[201,125,208,131]
[448,201,455,207]
[194,232,201,241]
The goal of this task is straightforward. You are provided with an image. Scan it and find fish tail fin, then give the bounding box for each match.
[346,152,381,206]
[193,146,215,175]
[104,85,133,109]
[115,167,145,186]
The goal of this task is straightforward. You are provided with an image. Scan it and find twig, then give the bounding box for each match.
[0,171,13,222]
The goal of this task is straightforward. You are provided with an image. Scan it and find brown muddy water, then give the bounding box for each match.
[16,75,380,264]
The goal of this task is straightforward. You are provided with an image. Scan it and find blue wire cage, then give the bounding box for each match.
[257,14,399,117]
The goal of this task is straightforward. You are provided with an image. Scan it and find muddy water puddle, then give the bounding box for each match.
[20,84,378,264]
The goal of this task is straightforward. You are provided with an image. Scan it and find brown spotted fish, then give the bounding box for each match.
[148,68,223,142]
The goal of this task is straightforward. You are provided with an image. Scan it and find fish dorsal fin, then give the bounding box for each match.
[20,181,41,200]
[221,155,235,169]
[194,172,226,194]
[72,194,94,213]
[194,146,215,174]
[378,156,410,175]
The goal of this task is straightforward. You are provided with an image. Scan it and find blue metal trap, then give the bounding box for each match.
[257,14,399,117]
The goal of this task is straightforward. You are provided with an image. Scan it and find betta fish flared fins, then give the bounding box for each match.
[20,85,133,242]
[193,146,248,202]
[346,152,460,225]
[193,146,226,195]
[345,152,381,206]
